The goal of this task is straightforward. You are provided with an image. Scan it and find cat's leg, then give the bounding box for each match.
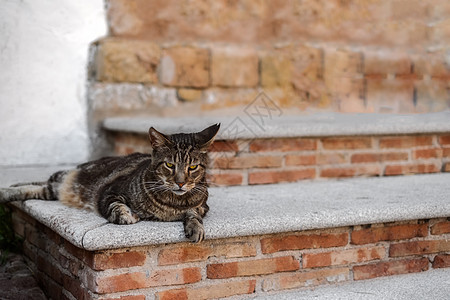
[100,196,140,225]
[0,184,55,204]
[183,209,205,243]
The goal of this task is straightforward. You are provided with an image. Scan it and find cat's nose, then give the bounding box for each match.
[176,182,185,188]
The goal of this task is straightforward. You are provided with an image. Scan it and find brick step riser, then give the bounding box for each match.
[10,207,450,300]
[111,132,450,186]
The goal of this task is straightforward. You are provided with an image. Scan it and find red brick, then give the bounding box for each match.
[431,221,450,235]
[303,246,386,268]
[208,173,243,186]
[351,223,428,245]
[351,152,408,163]
[206,256,299,279]
[320,165,380,178]
[379,136,433,149]
[92,251,146,270]
[249,138,317,152]
[445,162,450,172]
[444,148,450,158]
[158,242,256,266]
[322,137,372,150]
[248,169,315,184]
[263,268,350,291]
[389,240,450,257]
[353,258,429,280]
[261,232,348,254]
[433,254,450,268]
[96,268,201,294]
[384,163,440,175]
[439,135,450,145]
[285,154,316,166]
[317,153,348,165]
[158,280,256,300]
[364,51,411,75]
[103,296,146,300]
[209,141,239,152]
[413,148,443,159]
[214,156,282,169]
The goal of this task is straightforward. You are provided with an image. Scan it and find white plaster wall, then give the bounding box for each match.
[0,0,106,166]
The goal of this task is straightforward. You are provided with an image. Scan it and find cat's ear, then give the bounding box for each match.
[197,123,220,151]
[148,127,172,149]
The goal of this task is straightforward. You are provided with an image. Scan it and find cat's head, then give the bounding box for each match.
[148,124,220,196]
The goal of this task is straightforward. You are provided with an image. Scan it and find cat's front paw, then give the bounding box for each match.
[108,202,140,225]
[184,219,205,243]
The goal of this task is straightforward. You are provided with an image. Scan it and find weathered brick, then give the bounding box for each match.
[158,242,256,266]
[390,240,450,257]
[364,51,411,75]
[413,148,443,159]
[431,221,450,235]
[92,251,146,270]
[161,46,209,88]
[177,89,203,102]
[445,162,450,172]
[351,152,409,163]
[209,140,239,152]
[96,268,201,294]
[211,47,258,87]
[384,163,440,176]
[439,135,450,145]
[321,138,372,150]
[207,173,243,186]
[158,280,256,300]
[353,258,429,280]
[206,256,299,279]
[250,138,317,152]
[248,169,316,185]
[320,165,381,178]
[415,80,450,113]
[317,153,348,165]
[96,38,160,83]
[261,53,292,88]
[103,296,146,300]
[365,79,415,113]
[324,49,362,77]
[263,268,350,291]
[433,254,450,268]
[303,246,386,268]
[285,154,316,166]
[351,223,428,245]
[414,52,450,78]
[379,136,433,149]
[214,156,282,169]
[261,232,348,254]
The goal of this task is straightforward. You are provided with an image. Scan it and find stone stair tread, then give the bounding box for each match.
[256,268,450,300]
[2,166,449,251]
[102,112,450,139]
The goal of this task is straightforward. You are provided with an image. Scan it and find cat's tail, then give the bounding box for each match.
[0,184,56,204]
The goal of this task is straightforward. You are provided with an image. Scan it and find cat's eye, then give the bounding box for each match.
[189,165,198,170]
[165,162,174,169]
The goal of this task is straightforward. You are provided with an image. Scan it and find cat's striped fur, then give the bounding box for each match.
[0,124,220,243]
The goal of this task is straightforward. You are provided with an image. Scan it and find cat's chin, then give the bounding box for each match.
[172,189,188,196]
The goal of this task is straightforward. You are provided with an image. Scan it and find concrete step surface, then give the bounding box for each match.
[256,268,450,300]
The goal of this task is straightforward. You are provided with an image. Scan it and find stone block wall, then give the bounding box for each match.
[10,206,450,299]
[110,132,450,186]
[89,0,450,121]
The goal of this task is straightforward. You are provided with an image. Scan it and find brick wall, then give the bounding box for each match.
[10,206,450,299]
[111,132,450,186]
[89,0,450,119]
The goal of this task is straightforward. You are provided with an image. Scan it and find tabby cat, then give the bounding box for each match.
[0,124,220,243]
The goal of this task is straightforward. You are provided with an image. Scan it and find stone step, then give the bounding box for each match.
[258,268,450,300]
[102,112,450,186]
[1,167,449,299]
